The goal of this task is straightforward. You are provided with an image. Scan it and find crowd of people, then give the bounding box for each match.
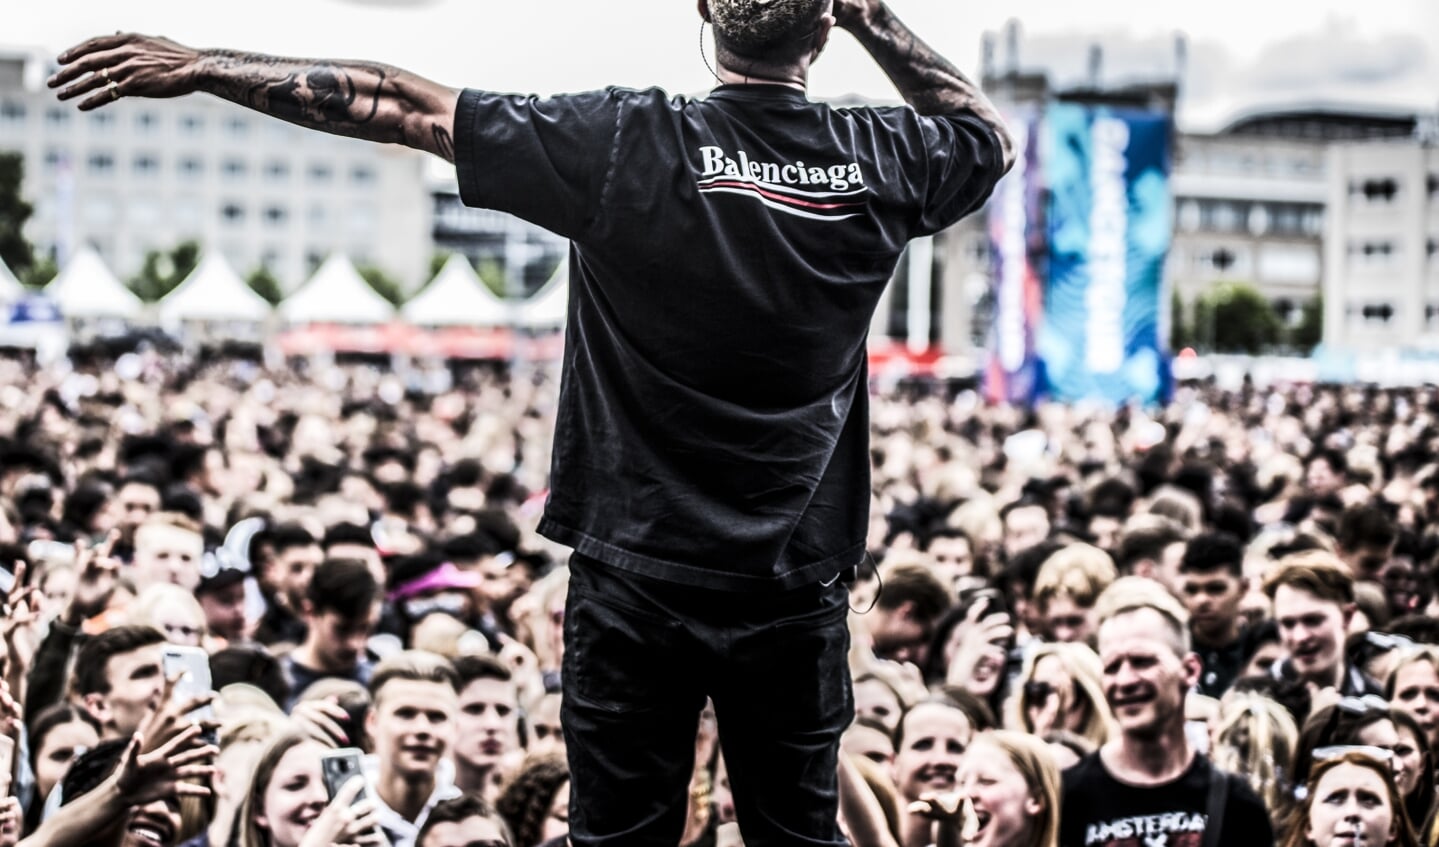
[0,350,1436,847]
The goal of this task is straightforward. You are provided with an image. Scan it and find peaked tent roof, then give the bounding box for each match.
[401,254,511,327]
[158,253,273,325]
[0,257,23,304]
[45,245,144,320]
[279,255,394,324]
[512,260,568,330]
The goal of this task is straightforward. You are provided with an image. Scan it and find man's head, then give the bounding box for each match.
[73,625,168,739]
[701,0,834,75]
[1032,544,1116,646]
[1263,552,1356,687]
[921,526,977,592]
[1177,532,1245,644]
[1305,448,1348,497]
[453,654,523,776]
[367,651,460,784]
[114,475,163,544]
[1094,578,1199,743]
[131,512,204,591]
[301,559,382,673]
[266,522,323,611]
[322,521,384,585]
[868,561,951,666]
[418,794,513,847]
[1001,499,1051,559]
[1114,515,1189,584]
[1336,504,1397,582]
[195,563,249,643]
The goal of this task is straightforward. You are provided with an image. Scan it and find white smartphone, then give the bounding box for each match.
[161,646,217,726]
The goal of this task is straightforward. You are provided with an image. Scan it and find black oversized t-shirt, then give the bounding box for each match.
[454,84,1003,590]
[1060,752,1275,847]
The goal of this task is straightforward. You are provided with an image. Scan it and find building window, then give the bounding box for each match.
[226,116,249,137]
[178,157,203,179]
[87,153,115,175]
[1349,302,1395,326]
[1428,239,1438,263]
[0,101,26,127]
[263,205,289,225]
[132,154,160,177]
[135,111,159,133]
[221,202,246,223]
[43,148,69,172]
[1429,174,1439,202]
[88,110,115,131]
[1427,304,1439,326]
[264,160,290,181]
[1347,241,1396,265]
[222,159,248,179]
[1349,177,1399,204]
[350,165,376,185]
[45,107,69,127]
[179,113,205,135]
[309,163,333,183]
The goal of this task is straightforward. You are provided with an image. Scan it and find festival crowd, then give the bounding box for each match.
[0,349,1436,847]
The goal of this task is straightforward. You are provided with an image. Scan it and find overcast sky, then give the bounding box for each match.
[11,0,1437,132]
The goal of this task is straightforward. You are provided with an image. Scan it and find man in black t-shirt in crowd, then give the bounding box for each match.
[55,1,1013,843]
[1178,532,1251,698]
[1061,577,1273,847]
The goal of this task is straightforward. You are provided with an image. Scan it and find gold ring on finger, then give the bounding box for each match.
[101,67,110,82]
[108,81,119,101]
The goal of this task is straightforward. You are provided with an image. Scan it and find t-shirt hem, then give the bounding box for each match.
[537,516,862,592]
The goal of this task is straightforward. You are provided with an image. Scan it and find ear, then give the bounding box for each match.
[1024,795,1043,816]
[896,600,918,622]
[811,12,836,59]
[1341,603,1356,629]
[697,0,711,22]
[1180,652,1203,690]
[81,692,109,727]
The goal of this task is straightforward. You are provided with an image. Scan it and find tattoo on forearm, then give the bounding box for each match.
[431,125,455,162]
[201,50,443,154]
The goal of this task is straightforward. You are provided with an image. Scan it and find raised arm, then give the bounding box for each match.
[49,33,459,162]
[833,0,1015,173]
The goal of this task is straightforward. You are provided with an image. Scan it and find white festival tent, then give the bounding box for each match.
[278,254,394,324]
[157,253,273,327]
[0,257,23,305]
[401,254,511,327]
[45,245,144,320]
[512,259,568,330]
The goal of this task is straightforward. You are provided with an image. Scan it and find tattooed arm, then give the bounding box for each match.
[832,0,1015,173]
[49,33,458,162]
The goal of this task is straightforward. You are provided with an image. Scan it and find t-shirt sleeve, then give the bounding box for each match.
[453,87,623,240]
[911,111,1006,237]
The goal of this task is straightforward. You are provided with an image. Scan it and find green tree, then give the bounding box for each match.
[0,152,36,277]
[1169,289,1191,351]
[476,257,505,297]
[1196,282,1284,354]
[428,251,454,283]
[356,264,406,306]
[129,240,200,302]
[21,256,58,289]
[1291,295,1323,354]
[246,265,285,306]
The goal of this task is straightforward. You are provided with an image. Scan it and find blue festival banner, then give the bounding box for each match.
[1037,104,1172,405]
[983,108,1045,405]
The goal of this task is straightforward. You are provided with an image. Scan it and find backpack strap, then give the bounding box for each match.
[1202,764,1230,847]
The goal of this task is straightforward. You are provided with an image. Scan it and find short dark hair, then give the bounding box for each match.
[209,646,290,710]
[454,653,513,688]
[27,703,100,773]
[1179,532,1244,577]
[307,558,380,618]
[919,525,971,552]
[1115,518,1187,573]
[269,522,318,556]
[322,522,374,550]
[419,794,512,847]
[708,0,828,65]
[61,738,130,806]
[74,625,166,696]
[1337,504,1396,552]
[874,562,950,623]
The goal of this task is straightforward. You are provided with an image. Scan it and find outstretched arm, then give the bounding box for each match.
[833,0,1015,172]
[49,33,459,162]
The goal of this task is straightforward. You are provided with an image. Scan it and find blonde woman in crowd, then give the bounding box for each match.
[1005,642,1113,748]
[1212,691,1300,826]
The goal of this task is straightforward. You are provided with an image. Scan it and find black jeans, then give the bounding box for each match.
[561,553,853,847]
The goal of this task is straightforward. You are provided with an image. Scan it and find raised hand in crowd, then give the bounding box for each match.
[943,596,1013,696]
[297,776,386,847]
[291,696,353,748]
[62,531,121,627]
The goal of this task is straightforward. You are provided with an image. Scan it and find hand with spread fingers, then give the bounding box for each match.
[63,531,122,628]
[115,724,217,807]
[48,32,203,111]
[138,672,217,758]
